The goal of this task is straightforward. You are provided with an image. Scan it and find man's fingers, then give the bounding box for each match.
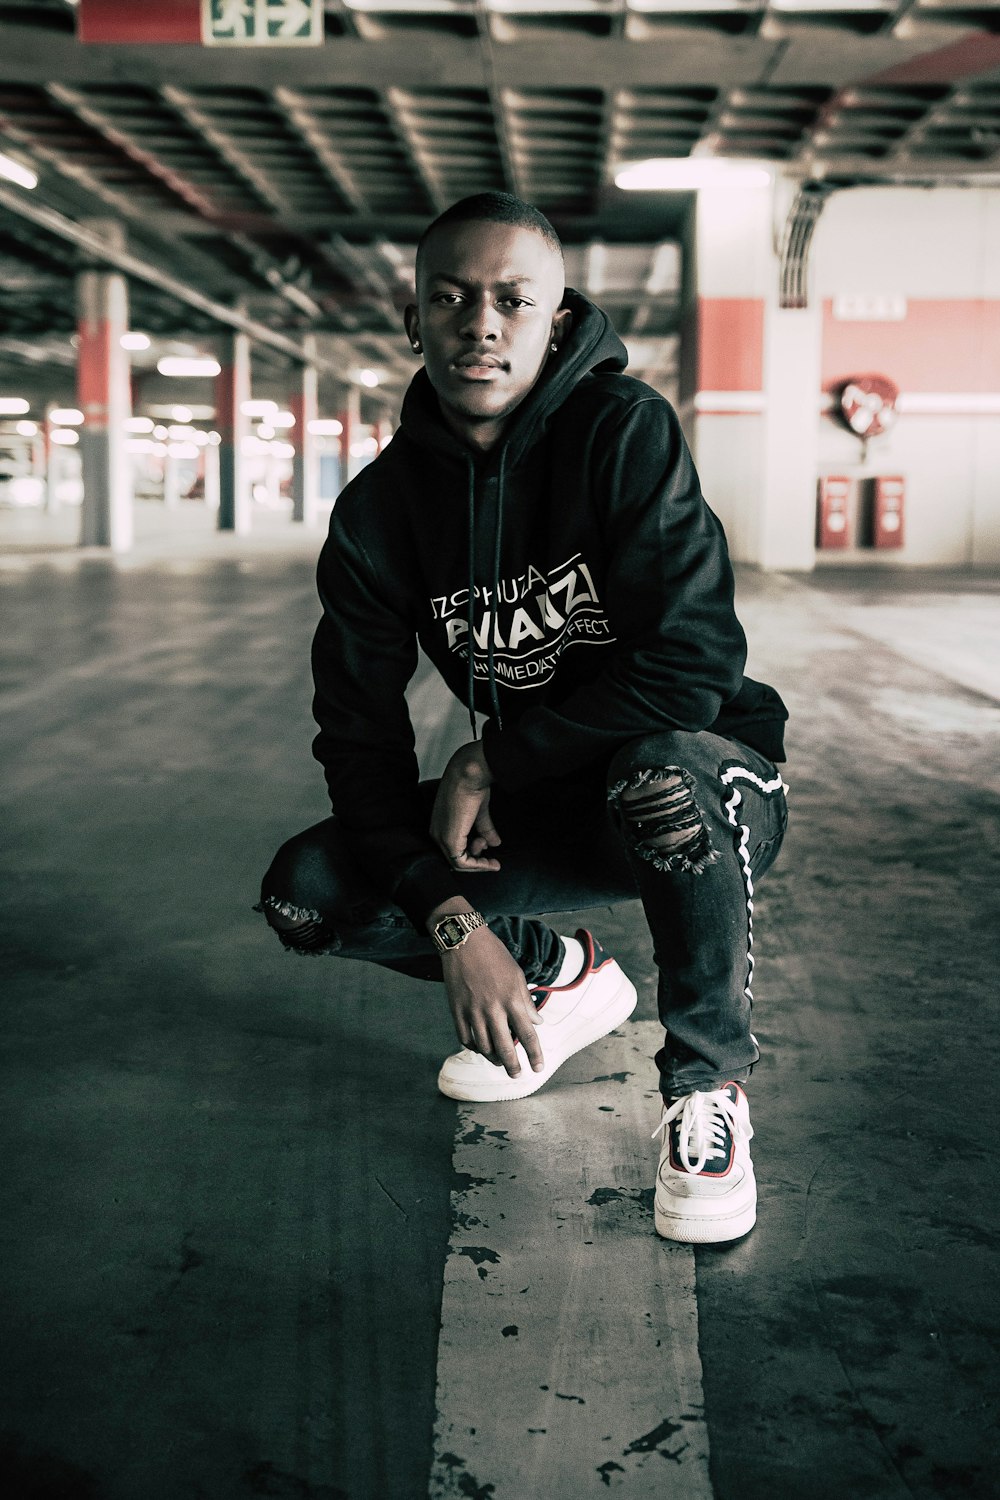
[448,850,501,873]
[512,1005,546,1072]
[474,808,501,848]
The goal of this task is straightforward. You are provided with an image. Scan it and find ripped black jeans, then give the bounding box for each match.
[258,729,788,1097]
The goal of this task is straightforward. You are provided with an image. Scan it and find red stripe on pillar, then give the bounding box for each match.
[214,365,238,441]
[78,0,202,44]
[696,298,764,393]
[78,318,115,432]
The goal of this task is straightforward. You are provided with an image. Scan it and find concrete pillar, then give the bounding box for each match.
[77,268,132,550]
[163,446,182,509]
[290,337,319,525]
[338,385,360,489]
[215,332,251,534]
[204,440,220,511]
[682,177,819,570]
[43,403,60,514]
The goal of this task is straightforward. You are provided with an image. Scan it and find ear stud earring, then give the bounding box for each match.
[550,342,559,353]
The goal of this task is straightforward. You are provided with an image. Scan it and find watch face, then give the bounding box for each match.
[439,916,464,947]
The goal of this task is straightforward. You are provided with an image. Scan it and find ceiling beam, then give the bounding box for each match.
[0,182,345,368]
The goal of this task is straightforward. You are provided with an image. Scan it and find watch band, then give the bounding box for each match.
[432,909,487,953]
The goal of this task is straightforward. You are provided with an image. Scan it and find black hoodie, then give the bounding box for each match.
[311,290,788,928]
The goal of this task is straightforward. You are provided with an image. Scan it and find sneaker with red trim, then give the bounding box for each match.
[652,1082,756,1244]
[436,929,637,1103]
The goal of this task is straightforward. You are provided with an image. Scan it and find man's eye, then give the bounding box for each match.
[432,293,463,305]
[503,298,531,309]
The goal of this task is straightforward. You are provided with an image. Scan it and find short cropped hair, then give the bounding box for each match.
[415,192,564,282]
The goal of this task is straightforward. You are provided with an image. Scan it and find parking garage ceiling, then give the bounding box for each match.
[1,0,999,399]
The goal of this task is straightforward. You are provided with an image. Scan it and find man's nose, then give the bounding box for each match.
[459,296,500,342]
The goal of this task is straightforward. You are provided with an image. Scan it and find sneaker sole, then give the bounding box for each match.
[437,974,638,1102]
[654,1192,757,1245]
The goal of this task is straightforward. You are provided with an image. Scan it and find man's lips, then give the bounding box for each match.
[452,353,507,376]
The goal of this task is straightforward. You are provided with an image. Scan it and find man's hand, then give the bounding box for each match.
[430,741,501,874]
[439,925,544,1078]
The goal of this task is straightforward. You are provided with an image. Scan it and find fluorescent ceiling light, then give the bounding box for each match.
[50,407,84,425]
[120,332,151,351]
[615,158,772,191]
[0,397,30,415]
[257,423,275,440]
[357,369,381,389]
[270,410,296,429]
[157,356,222,378]
[167,441,200,460]
[16,419,38,437]
[172,405,193,422]
[242,399,279,417]
[125,416,155,433]
[308,419,343,436]
[0,151,38,190]
[50,428,79,446]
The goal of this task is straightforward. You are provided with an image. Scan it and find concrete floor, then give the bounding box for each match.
[1,508,998,1500]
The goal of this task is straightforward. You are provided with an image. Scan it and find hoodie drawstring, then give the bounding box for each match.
[464,448,507,741]
[465,455,477,740]
[486,446,505,731]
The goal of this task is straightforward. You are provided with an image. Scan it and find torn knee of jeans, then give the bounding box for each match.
[609,766,719,875]
[254,896,342,956]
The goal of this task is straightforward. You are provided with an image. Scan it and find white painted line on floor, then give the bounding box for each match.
[429,1021,714,1499]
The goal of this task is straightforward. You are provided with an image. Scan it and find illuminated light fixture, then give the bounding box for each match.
[241,399,279,417]
[208,431,221,446]
[16,419,38,437]
[157,356,222,378]
[171,405,193,423]
[270,410,296,429]
[167,424,198,440]
[120,332,151,351]
[615,158,772,192]
[50,428,79,446]
[271,440,295,460]
[257,423,275,440]
[126,437,158,455]
[357,370,381,389]
[152,425,168,440]
[124,416,154,433]
[167,441,200,460]
[0,397,30,415]
[0,151,37,190]
[307,418,343,437]
[50,407,84,426]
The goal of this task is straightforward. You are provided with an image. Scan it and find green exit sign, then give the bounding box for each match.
[203,0,323,45]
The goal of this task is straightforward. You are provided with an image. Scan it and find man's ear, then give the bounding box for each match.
[551,305,573,351]
[404,304,420,350]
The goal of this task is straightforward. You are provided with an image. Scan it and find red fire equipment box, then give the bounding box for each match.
[816,475,851,550]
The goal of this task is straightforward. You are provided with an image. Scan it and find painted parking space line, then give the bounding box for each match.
[429,1021,714,1499]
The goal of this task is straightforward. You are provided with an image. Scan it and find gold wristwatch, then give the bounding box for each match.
[432,909,487,953]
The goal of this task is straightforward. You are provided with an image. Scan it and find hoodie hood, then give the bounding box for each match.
[398,288,628,468]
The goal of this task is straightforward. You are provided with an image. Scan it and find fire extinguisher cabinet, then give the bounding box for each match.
[816,475,851,550]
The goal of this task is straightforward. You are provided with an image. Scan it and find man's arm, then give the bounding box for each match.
[425,891,545,1079]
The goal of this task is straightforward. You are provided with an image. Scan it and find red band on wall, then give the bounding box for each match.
[78,0,201,45]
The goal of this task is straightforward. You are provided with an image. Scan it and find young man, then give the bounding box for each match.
[259,193,788,1245]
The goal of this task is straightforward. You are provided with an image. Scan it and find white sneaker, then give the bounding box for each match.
[436,929,637,1102]
[652,1082,756,1244]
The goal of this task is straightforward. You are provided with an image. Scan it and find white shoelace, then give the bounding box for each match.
[651,1087,747,1174]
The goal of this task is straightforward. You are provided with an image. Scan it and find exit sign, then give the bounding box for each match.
[79,0,323,46]
[203,0,323,45]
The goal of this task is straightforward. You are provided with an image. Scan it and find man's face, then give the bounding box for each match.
[405,220,569,446]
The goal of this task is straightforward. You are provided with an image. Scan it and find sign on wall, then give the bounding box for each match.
[203,0,323,46]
